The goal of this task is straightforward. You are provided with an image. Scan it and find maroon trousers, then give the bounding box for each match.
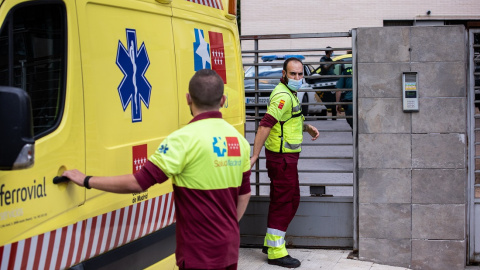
[265,150,300,232]
[179,263,237,270]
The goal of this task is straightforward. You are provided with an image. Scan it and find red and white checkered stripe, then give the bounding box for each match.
[186,0,224,10]
[0,192,175,270]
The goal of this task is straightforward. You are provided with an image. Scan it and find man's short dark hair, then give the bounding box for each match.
[283,57,303,72]
[189,69,224,110]
[325,46,333,55]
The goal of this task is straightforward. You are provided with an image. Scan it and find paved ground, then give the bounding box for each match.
[238,248,411,270]
[239,248,480,270]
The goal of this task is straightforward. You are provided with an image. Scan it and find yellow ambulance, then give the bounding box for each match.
[0,0,244,268]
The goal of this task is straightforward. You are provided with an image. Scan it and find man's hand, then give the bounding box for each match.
[62,169,87,187]
[250,126,272,169]
[62,170,143,193]
[304,124,319,141]
[336,105,343,113]
[250,155,258,169]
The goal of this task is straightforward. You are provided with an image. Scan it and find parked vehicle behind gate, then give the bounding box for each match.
[0,0,244,269]
[310,53,352,117]
[244,55,326,116]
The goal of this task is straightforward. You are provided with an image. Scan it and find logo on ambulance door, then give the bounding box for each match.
[116,29,152,123]
[193,28,227,84]
[132,144,148,173]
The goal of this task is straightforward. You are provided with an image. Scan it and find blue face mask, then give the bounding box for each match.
[287,78,303,91]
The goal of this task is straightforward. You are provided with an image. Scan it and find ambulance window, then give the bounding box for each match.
[0,2,66,138]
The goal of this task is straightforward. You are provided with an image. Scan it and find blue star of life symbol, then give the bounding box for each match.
[212,137,227,157]
[193,28,211,71]
[159,144,169,154]
[116,29,151,123]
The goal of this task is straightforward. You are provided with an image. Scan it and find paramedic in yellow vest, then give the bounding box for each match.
[250,57,319,268]
[62,69,251,270]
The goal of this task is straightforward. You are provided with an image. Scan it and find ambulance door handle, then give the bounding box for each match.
[155,0,172,4]
[53,176,70,184]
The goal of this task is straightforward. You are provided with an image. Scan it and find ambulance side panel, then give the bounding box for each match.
[76,0,177,218]
[0,0,177,268]
[0,0,87,263]
[172,0,245,133]
[74,0,178,268]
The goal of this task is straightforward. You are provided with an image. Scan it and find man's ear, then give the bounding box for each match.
[186,93,193,105]
[220,95,226,107]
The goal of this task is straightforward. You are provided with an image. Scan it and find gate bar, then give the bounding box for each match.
[241,32,352,40]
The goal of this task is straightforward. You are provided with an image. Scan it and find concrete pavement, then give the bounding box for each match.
[239,247,480,270]
[238,248,411,270]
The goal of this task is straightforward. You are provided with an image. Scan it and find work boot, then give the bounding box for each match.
[268,255,301,268]
[262,246,268,254]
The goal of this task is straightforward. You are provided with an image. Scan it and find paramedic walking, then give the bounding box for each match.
[250,57,319,268]
[62,69,251,270]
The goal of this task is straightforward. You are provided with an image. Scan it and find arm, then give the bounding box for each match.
[336,90,342,113]
[62,169,144,194]
[321,63,332,70]
[250,125,272,168]
[320,57,332,71]
[304,123,319,141]
[237,192,251,221]
[336,74,346,113]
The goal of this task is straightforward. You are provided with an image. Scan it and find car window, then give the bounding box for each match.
[305,64,315,74]
[259,68,282,78]
[245,65,274,77]
[333,58,352,75]
[0,2,66,138]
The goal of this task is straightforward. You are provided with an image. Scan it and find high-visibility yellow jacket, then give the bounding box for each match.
[265,83,304,153]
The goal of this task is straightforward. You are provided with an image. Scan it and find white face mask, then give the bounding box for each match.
[286,77,303,91]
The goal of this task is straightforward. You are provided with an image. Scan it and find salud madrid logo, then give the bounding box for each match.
[212,136,240,157]
[193,28,227,84]
[116,29,151,123]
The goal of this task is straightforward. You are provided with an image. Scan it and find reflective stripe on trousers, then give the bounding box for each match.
[264,227,288,259]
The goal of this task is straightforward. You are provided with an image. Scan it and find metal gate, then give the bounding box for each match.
[468,29,480,264]
[239,32,358,249]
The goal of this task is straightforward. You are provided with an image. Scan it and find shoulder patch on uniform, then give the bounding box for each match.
[278,99,286,109]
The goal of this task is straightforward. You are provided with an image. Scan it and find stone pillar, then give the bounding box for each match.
[357,25,467,270]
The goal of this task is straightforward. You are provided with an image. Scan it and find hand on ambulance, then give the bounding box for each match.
[62,169,88,187]
[61,169,143,193]
[304,124,319,141]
